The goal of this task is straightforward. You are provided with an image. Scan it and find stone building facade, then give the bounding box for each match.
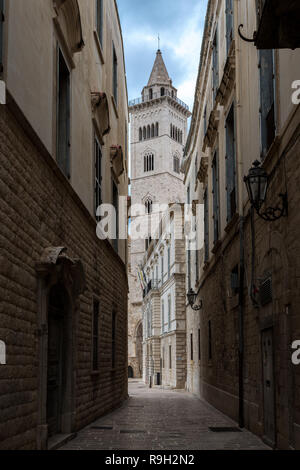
[182,0,300,449]
[128,50,190,379]
[0,0,128,450]
[142,207,186,388]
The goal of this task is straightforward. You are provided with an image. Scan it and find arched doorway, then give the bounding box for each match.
[136,323,143,377]
[128,366,134,378]
[47,283,70,438]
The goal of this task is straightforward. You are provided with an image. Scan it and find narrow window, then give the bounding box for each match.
[143,126,146,140]
[198,329,201,361]
[170,124,172,137]
[147,125,150,139]
[95,135,102,219]
[151,123,155,138]
[161,87,165,97]
[168,295,171,330]
[226,104,237,222]
[204,105,207,135]
[208,320,212,360]
[204,188,209,262]
[145,198,153,214]
[0,0,4,74]
[212,151,220,243]
[92,300,100,371]
[149,88,153,100]
[212,28,219,101]
[190,333,193,361]
[155,122,159,137]
[139,127,142,141]
[161,255,164,284]
[112,311,116,368]
[259,50,276,158]
[113,43,118,105]
[161,300,165,334]
[226,0,234,54]
[173,155,180,173]
[231,265,239,296]
[167,247,171,278]
[169,345,172,369]
[96,0,103,47]
[57,49,71,179]
[187,185,191,289]
[112,181,119,252]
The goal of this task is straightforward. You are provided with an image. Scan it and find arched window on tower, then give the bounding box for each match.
[173,155,180,173]
[151,124,155,138]
[139,128,142,141]
[180,131,183,144]
[155,122,159,137]
[145,197,153,214]
[161,87,165,97]
[144,152,154,172]
[147,125,151,139]
[149,88,153,100]
[143,126,146,140]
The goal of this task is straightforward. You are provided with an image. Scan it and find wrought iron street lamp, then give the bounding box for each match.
[187,288,203,311]
[244,160,288,221]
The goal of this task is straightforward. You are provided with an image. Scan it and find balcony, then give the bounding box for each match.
[129,90,189,111]
[143,280,161,298]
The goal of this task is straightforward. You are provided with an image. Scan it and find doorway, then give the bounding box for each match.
[261,328,276,446]
[47,283,69,438]
[128,366,134,378]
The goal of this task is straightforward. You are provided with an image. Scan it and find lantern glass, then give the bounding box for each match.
[187,288,197,307]
[245,161,268,209]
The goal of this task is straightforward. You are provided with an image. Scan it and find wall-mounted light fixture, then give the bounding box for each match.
[244,160,288,222]
[187,288,203,311]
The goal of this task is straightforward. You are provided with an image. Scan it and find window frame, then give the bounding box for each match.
[112,42,118,105]
[57,46,71,179]
[96,0,103,48]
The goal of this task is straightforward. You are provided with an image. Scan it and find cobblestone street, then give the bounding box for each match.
[61,380,269,450]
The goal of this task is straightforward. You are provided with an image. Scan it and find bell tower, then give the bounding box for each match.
[127,49,191,378]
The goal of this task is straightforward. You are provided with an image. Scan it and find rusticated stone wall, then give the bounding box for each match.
[0,101,128,450]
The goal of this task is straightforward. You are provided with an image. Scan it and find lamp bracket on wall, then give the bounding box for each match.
[256,193,288,222]
[238,24,256,43]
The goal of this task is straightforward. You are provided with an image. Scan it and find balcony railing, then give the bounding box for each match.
[129,91,189,111]
[143,280,161,298]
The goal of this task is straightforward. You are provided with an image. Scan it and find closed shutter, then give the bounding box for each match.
[259,49,275,158]
[226,0,234,54]
[225,105,236,222]
[0,0,4,73]
[204,188,209,262]
[212,151,220,242]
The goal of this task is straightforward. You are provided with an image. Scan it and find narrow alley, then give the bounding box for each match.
[61,381,269,451]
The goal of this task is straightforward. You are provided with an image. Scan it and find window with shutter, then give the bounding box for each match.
[113,43,118,105]
[204,188,209,262]
[57,48,71,179]
[212,151,220,243]
[95,136,102,219]
[226,0,234,55]
[226,104,237,222]
[212,28,219,102]
[0,0,4,74]
[96,0,103,47]
[259,50,276,159]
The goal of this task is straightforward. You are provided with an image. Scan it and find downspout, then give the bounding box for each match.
[235,0,245,429]
[238,215,245,428]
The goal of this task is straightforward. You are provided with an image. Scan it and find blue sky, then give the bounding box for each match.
[117,0,208,111]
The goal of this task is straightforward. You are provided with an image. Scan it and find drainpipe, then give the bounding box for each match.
[238,215,245,429]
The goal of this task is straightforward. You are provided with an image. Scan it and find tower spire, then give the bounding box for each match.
[158,34,160,51]
[147,49,170,87]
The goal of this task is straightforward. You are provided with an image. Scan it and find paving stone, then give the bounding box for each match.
[61,380,270,450]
